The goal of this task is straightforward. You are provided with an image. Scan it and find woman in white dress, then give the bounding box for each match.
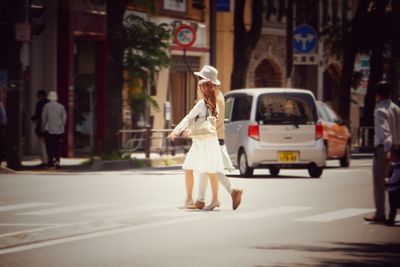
[168,79,224,210]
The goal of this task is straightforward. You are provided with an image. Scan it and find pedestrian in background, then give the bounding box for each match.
[168,79,224,211]
[31,90,49,167]
[193,65,243,210]
[385,145,400,226]
[364,81,400,223]
[0,100,7,165]
[42,91,67,169]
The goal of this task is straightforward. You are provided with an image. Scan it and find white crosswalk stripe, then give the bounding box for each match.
[0,202,379,224]
[223,206,314,219]
[17,203,119,216]
[87,204,174,217]
[0,202,56,212]
[294,208,375,222]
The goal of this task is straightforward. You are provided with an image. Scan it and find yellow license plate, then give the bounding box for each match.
[278,151,299,162]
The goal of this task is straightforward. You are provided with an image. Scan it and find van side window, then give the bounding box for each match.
[224,97,234,122]
[231,95,252,122]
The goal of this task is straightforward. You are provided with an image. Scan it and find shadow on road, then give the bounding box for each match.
[253,242,400,267]
[227,174,313,179]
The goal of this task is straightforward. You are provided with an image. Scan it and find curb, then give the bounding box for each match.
[351,153,374,160]
[0,166,16,174]
[88,156,186,172]
[1,156,186,174]
[3,153,371,174]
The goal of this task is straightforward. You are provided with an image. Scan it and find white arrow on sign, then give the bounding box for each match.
[294,33,314,50]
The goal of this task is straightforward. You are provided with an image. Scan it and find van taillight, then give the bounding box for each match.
[248,124,259,140]
[315,123,323,139]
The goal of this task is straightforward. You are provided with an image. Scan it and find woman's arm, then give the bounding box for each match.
[172,100,205,135]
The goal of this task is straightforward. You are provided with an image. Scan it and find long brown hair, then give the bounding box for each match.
[198,79,217,117]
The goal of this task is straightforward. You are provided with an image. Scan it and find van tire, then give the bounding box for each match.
[239,150,254,177]
[339,144,351,167]
[269,167,280,176]
[308,164,323,178]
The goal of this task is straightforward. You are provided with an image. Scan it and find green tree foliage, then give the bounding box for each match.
[124,14,171,125]
[104,0,167,153]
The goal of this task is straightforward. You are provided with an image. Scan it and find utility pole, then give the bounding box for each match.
[286,0,293,87]
[317,0,323,100]
[0,0,25,170]
[209,0,216,67]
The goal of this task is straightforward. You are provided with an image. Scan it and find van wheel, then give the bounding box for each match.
[269,167,280,176]
[339,144,351,167]
[308,163,323,178]
[239,150,254,177]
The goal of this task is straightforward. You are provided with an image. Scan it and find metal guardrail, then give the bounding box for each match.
[351,126,374,149]
[119,127,191,159]
[120,126,376,159]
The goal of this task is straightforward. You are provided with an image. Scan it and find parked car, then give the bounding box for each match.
[316,101,352,167]
[224,88,326,178]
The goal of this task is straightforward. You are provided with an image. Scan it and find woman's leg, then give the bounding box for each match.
[203,173,220,211]
[197,173,208,202]
[184,169,194,205]
[208,173,219,203]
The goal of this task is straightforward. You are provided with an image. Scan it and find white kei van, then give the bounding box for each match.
[224,88,326,178]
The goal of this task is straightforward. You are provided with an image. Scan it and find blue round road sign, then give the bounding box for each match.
[293,25,317,53]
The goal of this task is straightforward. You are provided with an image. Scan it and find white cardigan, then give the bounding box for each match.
[173,99,218,136]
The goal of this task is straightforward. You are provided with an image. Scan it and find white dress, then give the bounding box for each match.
[173,100,224,173]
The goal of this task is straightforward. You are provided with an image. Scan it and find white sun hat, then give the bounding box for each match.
[194,65,221,85]
[48,91,58,101]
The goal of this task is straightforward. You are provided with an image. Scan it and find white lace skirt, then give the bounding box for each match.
[183,136,224,173]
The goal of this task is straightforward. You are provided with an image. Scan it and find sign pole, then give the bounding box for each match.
[175,24,198,111]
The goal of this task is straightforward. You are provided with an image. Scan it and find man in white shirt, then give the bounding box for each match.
[364,81,400,223]
[42,91,67,168]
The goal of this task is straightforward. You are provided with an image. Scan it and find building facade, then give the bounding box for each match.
[216,0,351,104]
[6,0,211,158]
[1,0,360,161]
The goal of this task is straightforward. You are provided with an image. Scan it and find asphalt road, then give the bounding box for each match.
[0,159,399,267]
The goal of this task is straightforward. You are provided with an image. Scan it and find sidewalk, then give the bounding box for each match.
[1,149,373,174]
[0,152,186,174]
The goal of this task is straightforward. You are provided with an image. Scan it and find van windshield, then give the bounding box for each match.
[256,93,317,125]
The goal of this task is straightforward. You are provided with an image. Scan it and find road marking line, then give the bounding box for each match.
[0,224,67,238]
[325,169,362,173]
[87,204,174,217]
[224,206,314,219]
[0,217,203,255]
[17,203,118,216]
[0,223,62,227]
[152,211,205,217]
[0,203,56,212]
[294,208,375,222]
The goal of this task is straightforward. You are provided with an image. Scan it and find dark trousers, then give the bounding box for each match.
[372,146,390,218]
[44,132,62,166]
[388,190,400,222]
[0,127,5,164]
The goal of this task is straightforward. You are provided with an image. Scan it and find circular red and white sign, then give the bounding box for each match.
[175,25,196,48]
